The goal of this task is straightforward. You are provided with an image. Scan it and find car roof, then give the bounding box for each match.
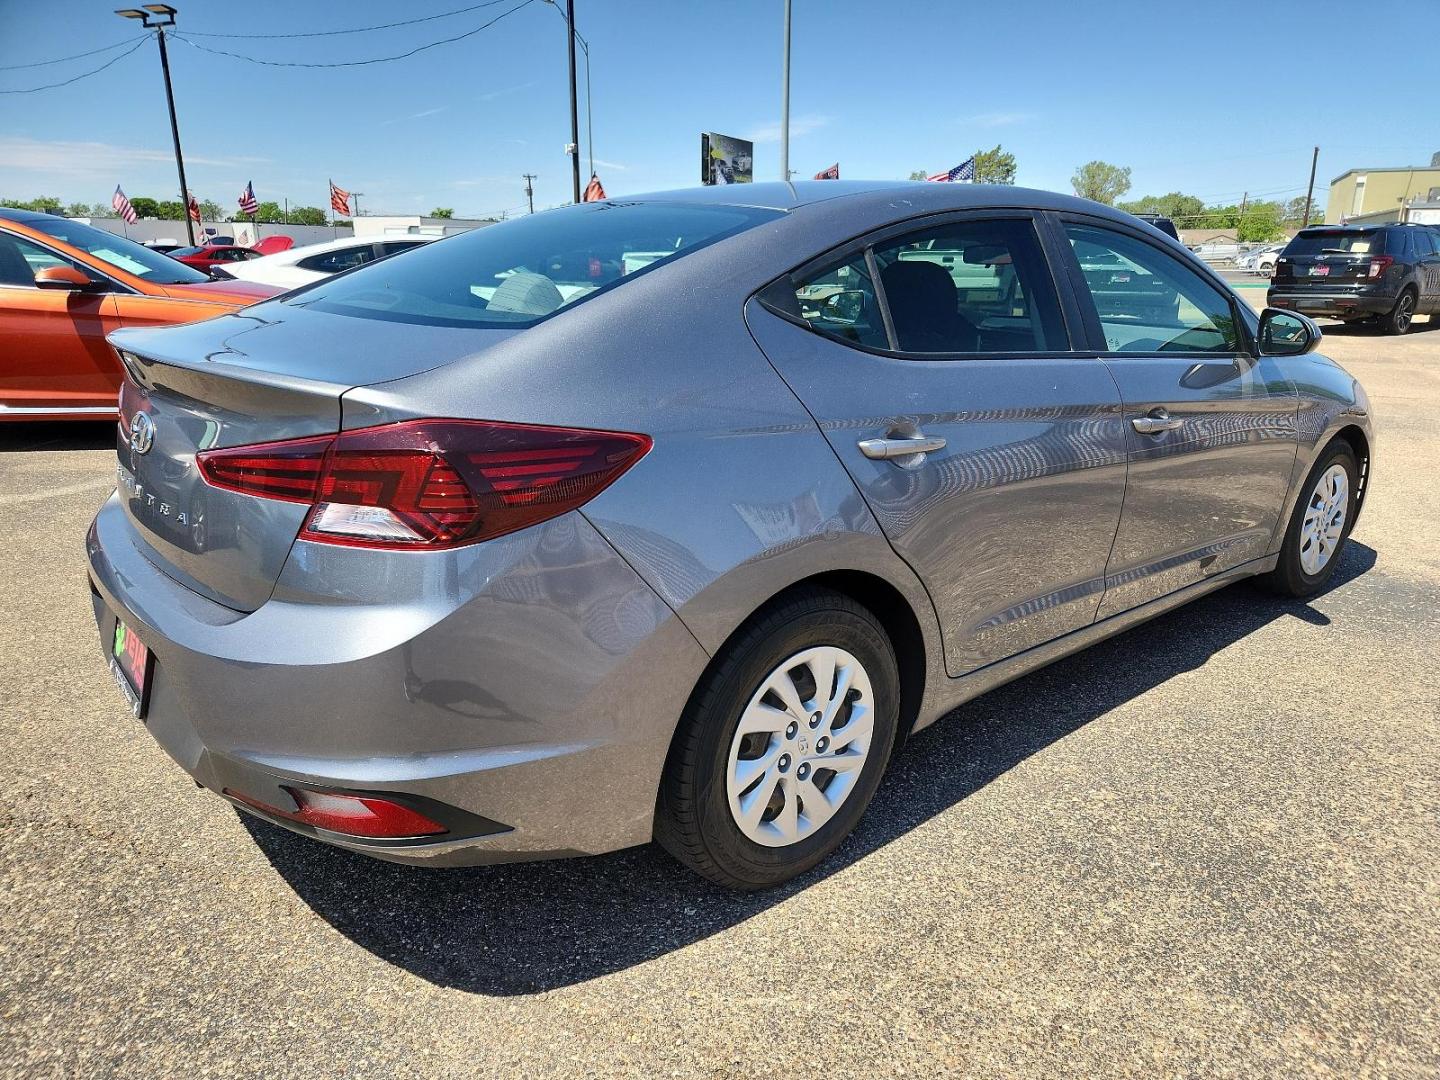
[621,179,1123,219]
[0,207,60,224]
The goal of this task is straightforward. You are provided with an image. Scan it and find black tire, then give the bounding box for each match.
[1260,439,1359,597]
[654,587,899,890]
[1378,288,1417,335]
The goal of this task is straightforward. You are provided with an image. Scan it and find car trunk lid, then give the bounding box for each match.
[1274,228,1384,287]
[109,304,519,611]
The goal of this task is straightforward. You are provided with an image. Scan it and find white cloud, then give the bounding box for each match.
[0,135,266,175]
[381,106,448,126]
[478,81,537,102]
[745,113,830,144]
[956,111,1035,128]
[592,158,629,172]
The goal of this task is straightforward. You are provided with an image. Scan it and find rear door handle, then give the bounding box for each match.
[1131,409,1184,435]
[857,434,947,460]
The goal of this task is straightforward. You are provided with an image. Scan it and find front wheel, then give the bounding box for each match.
[1260,440,1359,597]
[655,588,899,890]
[1378,289,1417,335]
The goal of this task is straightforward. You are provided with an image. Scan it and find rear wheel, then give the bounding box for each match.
[655,588,899,890]
[1378,288,1417,335]
[1260,440,1358,597]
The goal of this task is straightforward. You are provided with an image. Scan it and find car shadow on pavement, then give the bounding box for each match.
[242,541,1377,996]
[0,421,115,452]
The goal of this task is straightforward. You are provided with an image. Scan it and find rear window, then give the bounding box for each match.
[1285,230,1384,257]
[290,201,782,328]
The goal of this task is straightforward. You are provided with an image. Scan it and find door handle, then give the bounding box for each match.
[1131,409,1184,435]
[857,434,947,461]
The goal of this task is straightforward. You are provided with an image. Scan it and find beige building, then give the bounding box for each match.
[1327,161,1440,224]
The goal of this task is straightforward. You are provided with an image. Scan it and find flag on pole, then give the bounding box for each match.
[329,179,351,216]
[238,181,258,216]
[582,173,607,202]
[814,163,840,180]
[927,156,977,183]
[187,192,202,222]
[112,186,138,224]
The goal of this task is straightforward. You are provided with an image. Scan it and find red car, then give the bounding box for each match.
[169,244,260,272]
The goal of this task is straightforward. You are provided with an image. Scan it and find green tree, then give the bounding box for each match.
[430,207,454,219]
[971,144,1016,185]
[907,170,929,181]
[288,206,326,225]
[1118,191,1206,222]
[0,195,63,213]
[198,199,224,221]
[64,201,91,218]
[1071,160,1132,205]
[129,196,161,219]
[1282,195,1324,226]
[1238,200,1286,242]
[154,200,185,220]
[89,201,118,218]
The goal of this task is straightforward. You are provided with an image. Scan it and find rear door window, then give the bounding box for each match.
[297,246,374,274]
[870,218,1065,353]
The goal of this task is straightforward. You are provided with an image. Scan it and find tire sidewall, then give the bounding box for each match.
[1281,441,1359,591]
[691,606,899,885]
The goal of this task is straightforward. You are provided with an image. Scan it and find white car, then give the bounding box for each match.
[1245,244,1285,277]
[212,235,434,290]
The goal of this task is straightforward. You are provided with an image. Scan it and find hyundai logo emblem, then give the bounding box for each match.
[128,412,155,455]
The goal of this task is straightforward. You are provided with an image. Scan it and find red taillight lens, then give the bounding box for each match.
[224,786,447,838]
[1367,255,1394,279]
[197,419,651,549]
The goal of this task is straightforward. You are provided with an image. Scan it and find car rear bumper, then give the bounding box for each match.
[1267,288,1397,318]
[85,492,708,866]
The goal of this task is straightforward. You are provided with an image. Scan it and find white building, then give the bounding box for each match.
[350,215,496,238]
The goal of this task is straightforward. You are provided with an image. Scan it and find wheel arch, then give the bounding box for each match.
[1333,423,1371,520]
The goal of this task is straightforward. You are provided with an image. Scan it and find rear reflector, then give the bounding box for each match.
[224,786,448,838]
[197,419,651,549]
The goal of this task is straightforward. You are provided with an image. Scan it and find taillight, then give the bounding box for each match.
[224,786,447,838]
[197,419,651,549]
[1367,255,1394,279]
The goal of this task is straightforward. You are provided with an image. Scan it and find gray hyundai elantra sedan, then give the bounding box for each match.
[87,181,1373,889]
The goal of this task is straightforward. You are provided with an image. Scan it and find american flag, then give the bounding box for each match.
[582,173,607,202]
[814,163,840,180]
[927,156,977,183]
[238,181,258,216]
[186,192,201,222]
[112,185,138,225]
[329,179,351,216]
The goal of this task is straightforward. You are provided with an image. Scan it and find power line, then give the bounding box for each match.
[180,0,514,40]
[0,35,146,71]
[167,0,535,68]
[0,37,149,94]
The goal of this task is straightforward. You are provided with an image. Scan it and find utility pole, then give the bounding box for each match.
[116,5,195,246]
[1302,145,1319,227]
[352,193,363,218]
[1237,190,1247,241]
[566,0,581,203]
[780,0,791,182]
[523,174,537,214]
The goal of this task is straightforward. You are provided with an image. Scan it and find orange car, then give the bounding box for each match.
[0,209,280,420]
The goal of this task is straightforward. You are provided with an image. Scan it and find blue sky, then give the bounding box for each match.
[3,0,1437,218]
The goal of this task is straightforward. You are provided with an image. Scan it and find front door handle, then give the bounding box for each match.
[857,434,947,461]
[1131,409,1185,435]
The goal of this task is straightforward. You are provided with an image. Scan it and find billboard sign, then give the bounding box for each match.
[701,132,753,185]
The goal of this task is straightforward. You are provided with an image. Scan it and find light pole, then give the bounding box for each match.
[352,193,364,217]
[780,0,791,183]
[116,5,195,246]
[565,0,581,202]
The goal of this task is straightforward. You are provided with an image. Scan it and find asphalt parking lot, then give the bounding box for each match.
[2,311,1437,1078]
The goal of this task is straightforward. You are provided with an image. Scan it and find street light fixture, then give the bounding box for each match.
[116,3,194,244]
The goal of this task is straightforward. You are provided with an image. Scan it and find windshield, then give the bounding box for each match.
[288,200,783,328]
[28,217,211,283]
[1285,230,1383,257]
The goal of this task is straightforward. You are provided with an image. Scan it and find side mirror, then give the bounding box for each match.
[1257,307,1320,356]
[34,265,99,291]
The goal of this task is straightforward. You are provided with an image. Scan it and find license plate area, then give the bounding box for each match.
[1309,264,1330,277]
[110,615,153,718]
